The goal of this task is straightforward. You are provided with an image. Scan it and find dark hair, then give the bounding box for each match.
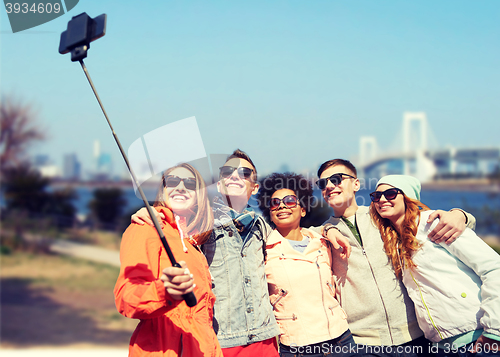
[317,158,357,178]
[257,172,314,224]
[225,148,257,180]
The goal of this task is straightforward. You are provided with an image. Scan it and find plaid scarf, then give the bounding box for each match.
[214,196,257,242]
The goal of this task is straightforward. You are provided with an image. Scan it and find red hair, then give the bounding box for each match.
[370,196,430,279]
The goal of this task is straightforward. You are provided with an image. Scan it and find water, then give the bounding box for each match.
[356,189,500,235]
[356,189,499,213]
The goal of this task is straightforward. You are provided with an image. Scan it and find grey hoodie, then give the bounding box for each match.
[323,205,476,346]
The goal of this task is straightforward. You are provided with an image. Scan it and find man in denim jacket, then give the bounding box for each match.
[202,149,279,355]
[130,149,279,356]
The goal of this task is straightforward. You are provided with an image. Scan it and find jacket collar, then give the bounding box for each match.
[267,227,323,246]
[329,205,370,221]
[213,196,257,234]
[156,206,175,225]
[213,196,253,215]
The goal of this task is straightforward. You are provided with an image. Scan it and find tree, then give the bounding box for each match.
[0,96,45,172]
[45,188,77,228]
[88,188,126,230]
[0,96,75,254]
[1,164,76,228]
[2,164,50,213]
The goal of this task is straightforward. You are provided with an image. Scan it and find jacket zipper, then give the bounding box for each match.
[271,288,288,309]
[408,269,444,340]
[339,218,395,344]
[317,259,332,336]
[362,246,394,344]
[276,313,297,321]
[326,281,336,297]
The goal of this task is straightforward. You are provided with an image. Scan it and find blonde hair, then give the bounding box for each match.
[154,163,213,245]
[370,195,430,279]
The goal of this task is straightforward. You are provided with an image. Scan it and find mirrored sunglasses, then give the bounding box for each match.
[316,173,356,190]
[270,195,299,211]
[369,188,403,202]
[219,166,254,180]
[163,175,197,191]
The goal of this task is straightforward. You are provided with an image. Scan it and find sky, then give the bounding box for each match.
[1,0,499,180]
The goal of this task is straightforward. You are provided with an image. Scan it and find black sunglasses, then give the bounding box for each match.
[219,166,254,180]
[163,175,197,191]
[316,173,356,190]
[369,188,403,202]
[270,195,299,211]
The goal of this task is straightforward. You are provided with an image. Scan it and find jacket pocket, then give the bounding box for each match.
[327,305,348,320]
[276,313,297,321]
[271,288,288,309]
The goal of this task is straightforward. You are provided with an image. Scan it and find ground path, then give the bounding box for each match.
[49,239,121,267]
[2,240,128,356]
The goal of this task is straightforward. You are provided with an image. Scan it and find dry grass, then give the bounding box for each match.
[1,251,136,348]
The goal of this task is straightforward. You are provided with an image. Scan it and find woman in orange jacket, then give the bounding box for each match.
[114,163,222,357]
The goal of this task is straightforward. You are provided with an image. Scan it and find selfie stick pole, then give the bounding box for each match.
[78,59,197,307]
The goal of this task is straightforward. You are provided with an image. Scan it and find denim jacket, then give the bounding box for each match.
[202,201,279,348]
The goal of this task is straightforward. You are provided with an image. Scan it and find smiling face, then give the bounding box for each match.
[373,184,406,226]
[163,167,197,219]
[319,165,360,215]
[270,188,305,232]
[217,158,259,201]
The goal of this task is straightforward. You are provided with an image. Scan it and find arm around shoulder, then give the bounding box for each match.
[450,208,476,230]
[427,208,475,244]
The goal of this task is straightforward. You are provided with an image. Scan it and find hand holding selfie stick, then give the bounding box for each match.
[59,13,197,307]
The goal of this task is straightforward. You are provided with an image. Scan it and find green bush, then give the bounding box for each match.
[88,188,126,230]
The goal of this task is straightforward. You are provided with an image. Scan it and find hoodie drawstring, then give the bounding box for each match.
[175,214,189,253]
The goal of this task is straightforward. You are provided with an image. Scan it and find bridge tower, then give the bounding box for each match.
[402,112,428,175]
[359,136,378,166]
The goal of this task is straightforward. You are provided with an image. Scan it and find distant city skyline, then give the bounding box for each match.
[2,1,499,177]
[33,140,121,181]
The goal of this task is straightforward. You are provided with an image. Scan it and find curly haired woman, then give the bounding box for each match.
[257,172,357,357]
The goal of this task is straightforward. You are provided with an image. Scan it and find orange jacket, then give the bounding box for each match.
[114,207,222,357]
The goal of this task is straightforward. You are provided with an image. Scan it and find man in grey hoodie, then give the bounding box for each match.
[317,158,475,357]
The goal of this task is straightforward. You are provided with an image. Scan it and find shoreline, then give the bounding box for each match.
[423,179,500,192]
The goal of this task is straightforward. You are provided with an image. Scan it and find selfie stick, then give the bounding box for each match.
[59,13,197,307]
[80,59,198,307]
